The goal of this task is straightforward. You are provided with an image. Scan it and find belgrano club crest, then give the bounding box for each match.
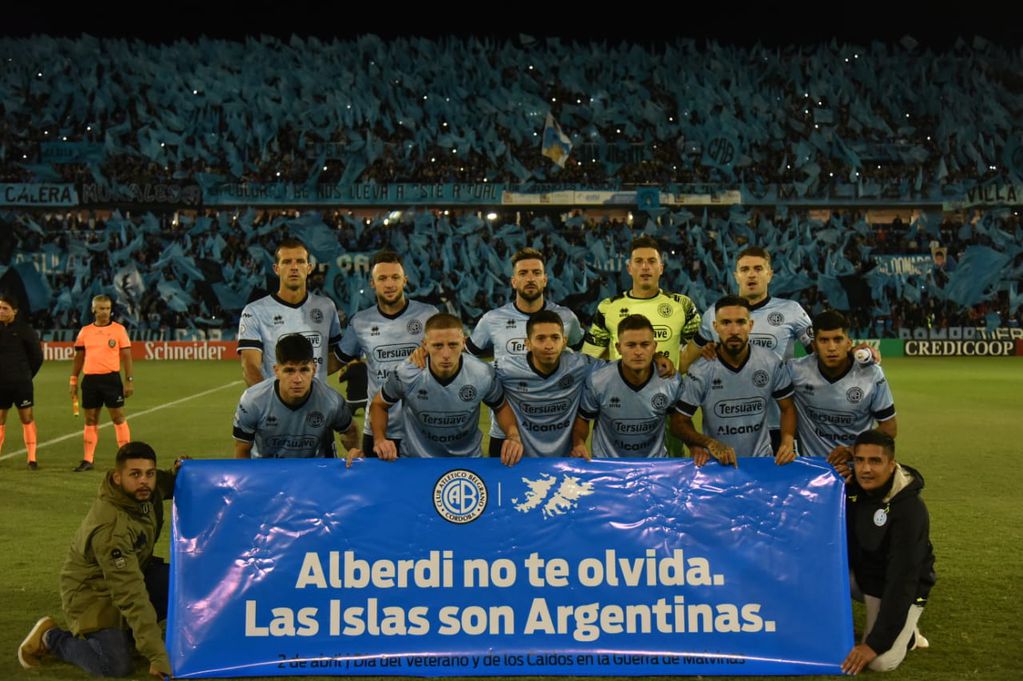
[434,470,488,524]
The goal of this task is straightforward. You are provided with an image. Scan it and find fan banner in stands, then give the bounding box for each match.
[169,458,852,677]
[0,183,78,206]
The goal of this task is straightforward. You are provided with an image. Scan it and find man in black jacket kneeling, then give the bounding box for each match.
[839,429,936,675]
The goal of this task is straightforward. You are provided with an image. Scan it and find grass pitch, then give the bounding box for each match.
[1,357,1020,681]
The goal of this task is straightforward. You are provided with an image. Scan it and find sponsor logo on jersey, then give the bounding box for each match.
[652,325,671,341]
[612,418,661,434]
[505,338,527,354]
[373,343,417,361]
[750,335,778,349]
[267,435,319,451]
[805,406,857,427]
[714,397,766,418]
[420,411,473,427]
[520,400,570,416]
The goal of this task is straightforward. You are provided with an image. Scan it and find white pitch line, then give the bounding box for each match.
[0,380,243,461]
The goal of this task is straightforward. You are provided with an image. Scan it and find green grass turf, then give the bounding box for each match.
[1,357,1020,680]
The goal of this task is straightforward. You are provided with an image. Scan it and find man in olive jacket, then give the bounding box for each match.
[19,442,182,678]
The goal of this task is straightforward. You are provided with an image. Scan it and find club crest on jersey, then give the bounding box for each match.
[657,303,673,318]
[310,309,323,323]
[651,393,669,410]
[752,370,769,387]
[108,339,117,348]
[873,509,888,526]
[307,411,325,428]
[434,469,488,524]
[407,319,423,335]
[846,387,864,403]
[558,375,574,389]
[459,385,477,402]
[767,312,784,326]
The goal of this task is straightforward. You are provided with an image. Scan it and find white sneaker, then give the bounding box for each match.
[912,631,929,650]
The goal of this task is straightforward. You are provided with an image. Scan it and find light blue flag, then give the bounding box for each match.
[944,245,1011,307]
[542,112,573,168]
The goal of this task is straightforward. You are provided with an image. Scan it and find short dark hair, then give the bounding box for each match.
[425,312,463,334]
[512,248,545,268]
[630,235,661,255]
[617,314,654,336]
[527,310,565,337]
[813,309,850,336]
[116,441,157,467]
[714,295,751,312]
[853,429,896,458]
[0,292,19,310]
[736,246,772,267]
[275,333,315,364]
[275,237,309,263]
[371,250,403,268]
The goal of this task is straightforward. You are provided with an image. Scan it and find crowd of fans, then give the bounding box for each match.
[2,206,1020,339]
[1,35,1020,197]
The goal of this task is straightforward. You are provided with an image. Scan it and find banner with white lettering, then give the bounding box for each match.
[170,458,851,677]
[0,183,78,206]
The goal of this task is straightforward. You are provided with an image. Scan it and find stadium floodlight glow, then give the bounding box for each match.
[383,219,390,226]
[529,65,534,70]
[551,97,557,102]
[161,142,165,147]
[443,210,450,216]
[486,212,498,221]
[451,148,457,153]
[423,95,428,100]
[62,136,67,141]
[388,211,402,221]
[322,166,327,171]
[86,126,91,131]
[443,121,448,127]
[193,90,198,95]
[37,72,42,77]
[276,171,281,176]
[669,117,673,122]
[815,124,819,129]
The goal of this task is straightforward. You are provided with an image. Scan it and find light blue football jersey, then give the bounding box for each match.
[693,296,811,430]
[468,301,583,367]
[237,293,342,382]
[676,345,794,457]
[380,355,504,458]
[787,355,896,457]
[337,299,438,438]
[233,377,353,458]
[469,300,583,440]
[495,351,600,457]
[578,362,684,458]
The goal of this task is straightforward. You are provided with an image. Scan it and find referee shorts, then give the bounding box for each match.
[0,380,34,410]
[81,372,125,409]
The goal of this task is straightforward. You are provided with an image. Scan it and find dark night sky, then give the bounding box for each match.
[3,1,1020,48]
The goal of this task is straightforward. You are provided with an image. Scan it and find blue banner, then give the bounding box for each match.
[170,458,852,678]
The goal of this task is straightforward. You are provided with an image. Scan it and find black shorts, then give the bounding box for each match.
[81,373,125,409]
[361,433,402,458]
[0,381,34,410]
